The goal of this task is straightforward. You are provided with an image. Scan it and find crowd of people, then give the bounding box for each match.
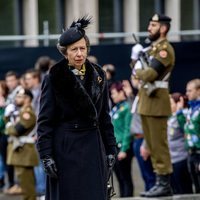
[103,58,200,198]
[106,66,200,197]
[102,13,200,199]
[0,13,199,200]
[0,56,54,200]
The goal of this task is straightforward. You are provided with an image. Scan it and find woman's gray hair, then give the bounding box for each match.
[57,35,90,56]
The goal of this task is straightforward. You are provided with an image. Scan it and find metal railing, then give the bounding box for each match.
[0,30,200,46]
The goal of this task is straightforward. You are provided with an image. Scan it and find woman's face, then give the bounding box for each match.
[111,88,125,104]
[65,38,87,70]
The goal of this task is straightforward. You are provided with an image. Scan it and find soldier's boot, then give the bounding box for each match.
[140,174,161,197]
[145,174,173,198]
[140,182,159,197]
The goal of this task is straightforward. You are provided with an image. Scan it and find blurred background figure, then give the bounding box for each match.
[19,74,28,89]
[102,64,116,88]
[110,81,134,197]
[102,64,116,108]
[34,56,56,82]
[4,71,23,194]
[87,55,98,64]
[5,71,22,105]
[24,69,41,115]
[176,79,200,193]
[0,81,9,191]
[6,88,39,200]
[24,68,46,197]
[168,92,193,194]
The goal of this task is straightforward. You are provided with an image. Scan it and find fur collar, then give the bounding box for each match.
[49,58,106,119]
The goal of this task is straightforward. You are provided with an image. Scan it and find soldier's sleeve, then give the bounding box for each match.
[15,110,36,136]
[7,110,36,136]
[136,44,171,82]
[5,125,17,136]
[135,67,158,82]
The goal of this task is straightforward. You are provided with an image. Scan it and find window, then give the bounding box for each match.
[99,0,114,43]
[0,0,15,46]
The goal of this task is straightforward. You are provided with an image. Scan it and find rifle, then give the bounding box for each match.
[132,34,157,96]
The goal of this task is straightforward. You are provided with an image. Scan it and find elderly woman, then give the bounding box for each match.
[36,16,117,200]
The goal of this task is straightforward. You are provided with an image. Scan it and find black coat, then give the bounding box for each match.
[37,58,116,200]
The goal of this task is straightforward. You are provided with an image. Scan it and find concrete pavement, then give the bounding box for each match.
[0,160,199,199]
[0,194,200,200]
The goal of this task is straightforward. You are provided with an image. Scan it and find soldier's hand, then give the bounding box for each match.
[42,155,58,179]
[4,104,15,117]
[131,44,143,60]
[134,60,142,70]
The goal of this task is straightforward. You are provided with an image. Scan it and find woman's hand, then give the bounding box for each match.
[117,151,127,161]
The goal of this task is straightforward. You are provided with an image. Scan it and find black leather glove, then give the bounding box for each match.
[42,155,58,179]
[107,154,116,169]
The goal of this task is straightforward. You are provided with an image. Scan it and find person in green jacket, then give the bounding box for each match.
[176,78,200,193]
[0,80,8,190]
[110,81,134,197]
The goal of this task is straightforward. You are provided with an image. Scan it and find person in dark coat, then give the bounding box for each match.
[36,16,117,200]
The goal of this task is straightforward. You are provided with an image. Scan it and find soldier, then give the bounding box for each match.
[4,71,22,191]
[6,88,39,200]
[130,13,175,197]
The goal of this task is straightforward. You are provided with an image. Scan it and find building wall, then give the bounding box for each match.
[0,0,198,46]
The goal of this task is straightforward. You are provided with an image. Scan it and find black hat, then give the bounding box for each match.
[58,16,92,46]
[149,14,171,23]
[17,88,33,100]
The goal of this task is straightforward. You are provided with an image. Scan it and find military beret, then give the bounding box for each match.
[17,88,33,100]
[149,13,171,23]
[58,16,92,46]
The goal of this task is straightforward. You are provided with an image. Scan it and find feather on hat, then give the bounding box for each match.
[58,15,92,46]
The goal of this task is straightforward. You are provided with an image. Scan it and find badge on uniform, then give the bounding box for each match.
[120,106,124,111]
[22,112,31,120]
[159,50,168,58]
